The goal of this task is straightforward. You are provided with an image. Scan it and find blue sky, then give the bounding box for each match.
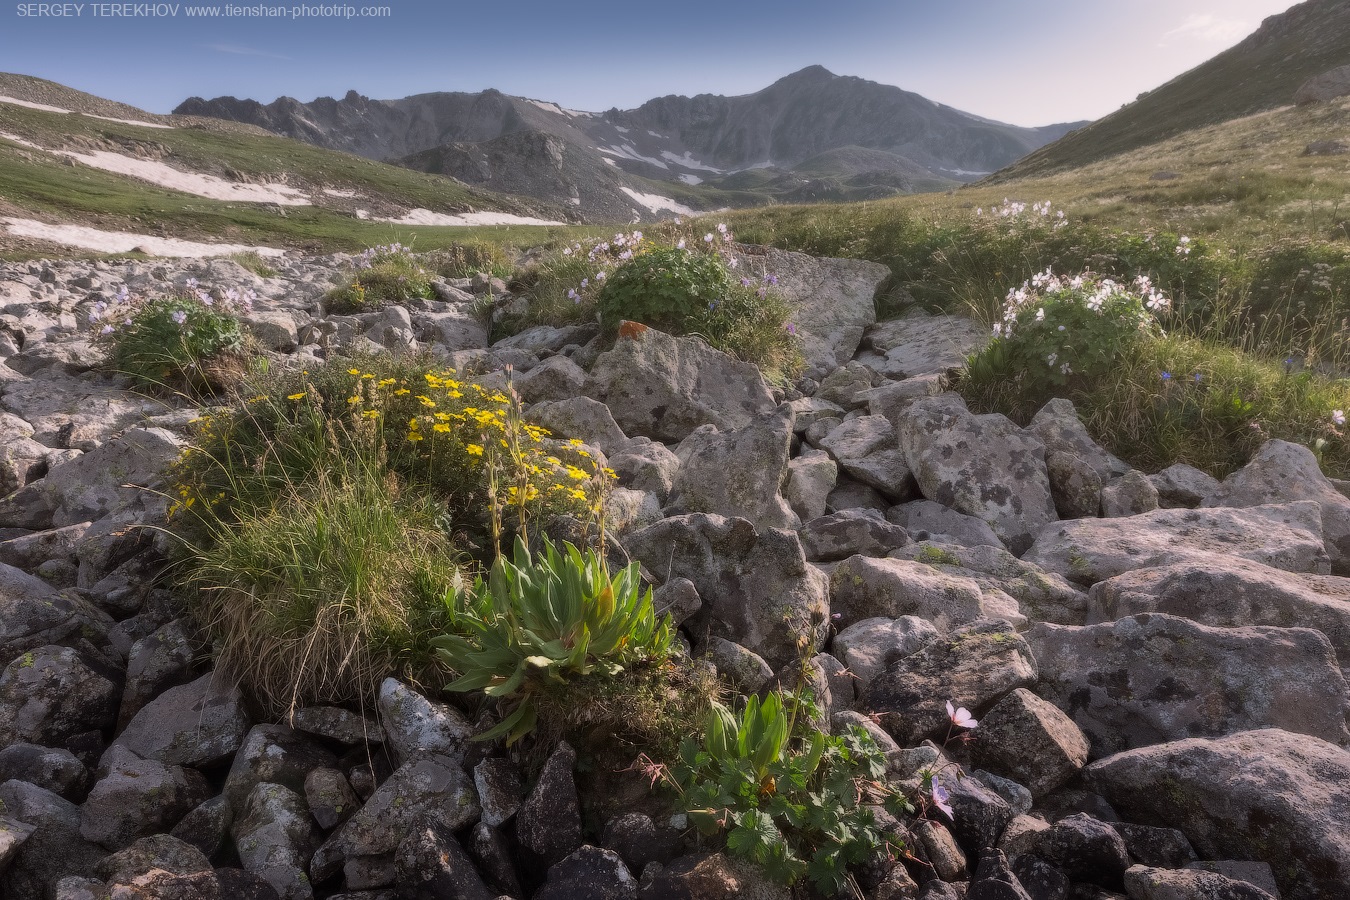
[2,0,1298,126]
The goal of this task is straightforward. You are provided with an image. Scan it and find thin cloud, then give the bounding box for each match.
[207,43,292,61]
[1159,14,1251,46]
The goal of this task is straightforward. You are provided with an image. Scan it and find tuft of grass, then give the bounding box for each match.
[229,251,277,278]
[325,244,434,313]
[181,457,460,717]
[429,241,516,280]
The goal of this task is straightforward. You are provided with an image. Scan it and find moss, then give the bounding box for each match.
[916,545,962,567]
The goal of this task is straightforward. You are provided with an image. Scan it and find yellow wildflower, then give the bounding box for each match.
[287,392,307,401]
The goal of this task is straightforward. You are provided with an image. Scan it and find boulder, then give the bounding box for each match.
[636,850,792,900]
[625,515,829,669]
[1030,614,1349,756]
[376,678,474,767]
[514,355,588,404]
[394,818,495,900]
[1033,813,1129,888]
[970,688,1090,797]
[896,395,1057,554]
[96,833,211,884]
[668,407,799,532]
[585,326,776,442]
[1202,439,1350,573]
[608,437,680,502]
[858,619,1038,746]
[311,754,480,882]
[0,743,90,800]
[1085,729,1350,900]
[799,509,910,562]
[1294,64,1350,104]
[223,726,337,815]
[828,554,988,632]
[1087,557,1350,680]
[0,562,113,663]
[0,780,103,898]
[0,645,120,749]
[887,500,1006,550]
[784,449,837,523]
[1100,470,1160,518]
[473,757,525,829]
[1022,501,1331,587]
[815,363,877,409]
[860,312,990,379]
[116,619,196,730]
[113,673,249,768]
[80,748,212,850]
[525,397,628,455]
[1149,463,1220,508]
[233,783,321,900]
[832,616,940,693]
[304,768,360,831]
[515,742,582,869]
[535,845,637,900]
[1123,865,1277,900]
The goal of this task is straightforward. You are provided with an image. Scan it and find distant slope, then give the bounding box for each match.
[990,0,1350,182]
[176,67,1084,221]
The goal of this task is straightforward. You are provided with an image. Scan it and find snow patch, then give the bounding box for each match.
[660,150,725,173]
[0,131,42,149]
[563,108,596,118]
[678,174,703,185]
[323,187,359,198]
[86,114,172,129]
[941,168,992,177]
[619,188,695,216]
[57,147,311,205]
[355,210,370,220]
[0,95,70,114]
[379,208,563,227]
[614,125,629,134]
[647,130,664,138]
[2,216,284,258]
[598,144,669,170]
[525,99,565,116]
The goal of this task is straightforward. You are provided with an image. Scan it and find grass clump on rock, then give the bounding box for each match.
[325,242,434,313]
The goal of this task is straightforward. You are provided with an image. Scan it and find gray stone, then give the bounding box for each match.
[832,616,940,693]
[1087,557,1350,681]
[968,848,1034,900]
[1022,502,1331,587]
[81,747,212,850]
[828,554,988,632]
[1044,449,1104,519]
[1034,813,1129,888]
[289,707,381,746]
[651,578,701,628]
[0,780,103,897]
[915,820,968,881]
[970,688,1090,797]
[600,812,682,872]
[0,743,90,800]
[1202,439,1350,573]
[669,407,799,532]
[377,678,474,767]
[1294,64,1350,104]
[888,500,1007,550]
[608,437,680,502]
[860,374,947,428]
[223,726,337,815]
[234,783,321,900]
[859,619,1038,746]
[818,415,894,461]
[1124,865,1277,900]
[863,312,990,379]
[514,355,588,404]
[312,754,480,882]
[0,645,119,749]
[1100,471,1160,518]
[1029,614,1350,756]
[515,742,582,869]
[0,814,36,876]
[114,673,250,768]
[304,768,359,831]
[170,796,232,860]
[96,833,211,884]
[1085,729,1350,900]
[394,818,495,900]
[1184,862,1280,897]
[242,312,299,352]
[636,850,792,899]
[784,449,837,523]
[625,515,829,670]
[535,845,637,900]
[1028,399,1129,518]
[1112,823,1196,869]
[525,397,628,456]
[799,509,910,562]
[585,326,776,443]
[826,477,890,514]
[787,396,846,433]
[116,619,195,731]
[707,639,774,693]
[815,364,876,409]
[897,395,1057,555]
[473,757,525,829]
[1149,464,1220,508]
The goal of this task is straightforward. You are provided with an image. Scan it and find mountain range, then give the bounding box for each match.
[174,66,1086,222]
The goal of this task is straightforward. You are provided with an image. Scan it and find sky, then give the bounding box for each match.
[1,0,1301,126]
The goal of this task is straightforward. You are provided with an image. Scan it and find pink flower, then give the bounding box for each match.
[946,700,978,729]
[932,783,954,820]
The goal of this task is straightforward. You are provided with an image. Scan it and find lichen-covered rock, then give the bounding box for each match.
[625,514,829,669]
[1085,729,1350,900]
[1202,439,1350,573]
[1100,470,1160,518]
[1149,463,1220,509]
[80,748,212,850]
[525,397,628,456]
[515,742,581,870]
[473,757,525,829]
[861,312,990,379]
[114,673,249,768]
[233,783,321,900]
[970,688,1090,797]
[0,645,120,750]
[0,562,114,664]
[668,407,799,532]
[585,326,776,442]
[887,500,1006,550]
[1029,614,1350,755]
[376,678,474,767]
[1034,813,1129,888]
[785,449,838,523]
[394,818,495,900]
[859,619,1038,746]
[707,639,774,693]
[1087,557,1350,680]
[303,768,359,831]
[832,616,940,693]
[96,833,211,884]
[116,619,196,731]
[896,395,1057,554]
[1,779,105,898]
[1123,865,1277,900]
[535,845,637,900]
[828,554,989,632]
[799,509,910,562]
[1023,501,1331,587]
[0,743,89,800]
[608,437,680,502]
[222,726,337,815]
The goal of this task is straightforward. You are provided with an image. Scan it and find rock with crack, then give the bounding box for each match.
[859,312,991,379]
[667,405,799,532]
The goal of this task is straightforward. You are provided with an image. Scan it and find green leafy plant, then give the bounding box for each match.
[95,284,250,395]
[667,692,907,893]
[432,535,673,744]
[596,245,735,333]
[326,242,434,313]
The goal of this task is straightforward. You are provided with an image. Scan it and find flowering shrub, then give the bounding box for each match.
[326,242,434,313]
[596,245,734,333]
[979,269,1170,391]
[171,356,608,556]
[93,280,252,394]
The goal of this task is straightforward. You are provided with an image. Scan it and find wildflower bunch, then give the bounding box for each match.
[985,268,1169,388]
[327,242,434,312]
[976,198,1067,229]
[92,279,253,394]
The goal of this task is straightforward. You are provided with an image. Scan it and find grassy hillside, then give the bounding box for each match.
[990,0,1350,181]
